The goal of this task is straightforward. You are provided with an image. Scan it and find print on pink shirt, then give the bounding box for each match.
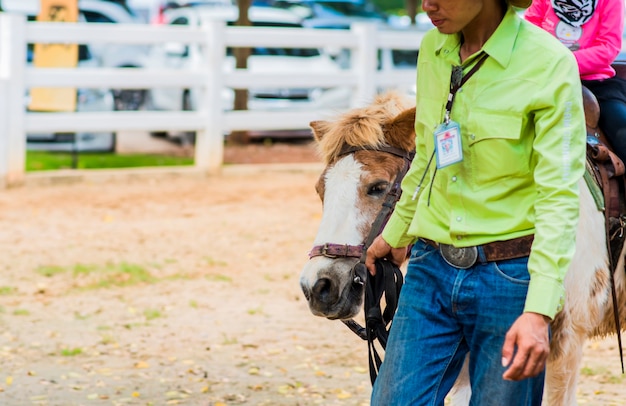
[551,0,597,27]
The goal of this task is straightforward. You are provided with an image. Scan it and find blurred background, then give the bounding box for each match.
[1,0,623,177]
[0,0,431,162]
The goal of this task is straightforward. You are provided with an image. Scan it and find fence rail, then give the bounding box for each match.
[0,13,426,188]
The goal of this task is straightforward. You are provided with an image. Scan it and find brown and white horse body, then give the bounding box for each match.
[299,92,626,405]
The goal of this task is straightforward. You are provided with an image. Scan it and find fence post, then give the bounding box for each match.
[0,13,27,188]
[195,19,225,175]
[351,22,378,108]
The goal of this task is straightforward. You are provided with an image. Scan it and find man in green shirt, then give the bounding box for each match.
[365,0,586,404]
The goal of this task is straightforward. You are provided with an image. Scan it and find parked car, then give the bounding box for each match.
[268,0,388,29]
[25,89,116,153]
[6,0,150,112]
[77,0,151,111]
[146,4,351,140]
[266,0,418,92]
[147,0,235,23]
[25,53,117,153]
[3,0,152,151]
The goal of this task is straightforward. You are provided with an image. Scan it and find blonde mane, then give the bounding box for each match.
[313,92,414,164]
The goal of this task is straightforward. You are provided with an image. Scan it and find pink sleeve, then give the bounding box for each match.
[573,0,624,76]
[523,0,548,27]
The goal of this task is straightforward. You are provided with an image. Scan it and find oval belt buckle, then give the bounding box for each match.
[439,244,478,269]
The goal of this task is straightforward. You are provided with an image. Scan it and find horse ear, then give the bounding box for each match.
[382,107,416,151]
[386,107,416,137]
[310,120,328,142]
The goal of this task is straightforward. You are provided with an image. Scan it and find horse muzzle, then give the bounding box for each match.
[300,258,365,320]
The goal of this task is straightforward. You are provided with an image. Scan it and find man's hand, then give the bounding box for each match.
[365,235,407,276]
[502,312,551,381]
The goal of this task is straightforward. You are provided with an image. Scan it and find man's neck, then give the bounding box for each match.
[459,3,506,62]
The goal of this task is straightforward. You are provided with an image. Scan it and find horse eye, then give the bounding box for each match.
[367,181,389,197]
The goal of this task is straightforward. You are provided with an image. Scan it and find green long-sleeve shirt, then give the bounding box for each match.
[382,7,586,319]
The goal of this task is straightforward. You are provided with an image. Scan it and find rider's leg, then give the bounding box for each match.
[598,99,626,162]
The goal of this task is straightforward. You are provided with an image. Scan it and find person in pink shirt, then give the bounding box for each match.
[525,0,626,161]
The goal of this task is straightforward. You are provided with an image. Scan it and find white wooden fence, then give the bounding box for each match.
[0,13,425,187]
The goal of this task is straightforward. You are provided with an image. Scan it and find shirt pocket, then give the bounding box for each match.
[415,96,444,151]
[465,109,530,187]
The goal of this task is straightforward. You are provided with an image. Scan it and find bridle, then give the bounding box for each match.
[308,143,415,339]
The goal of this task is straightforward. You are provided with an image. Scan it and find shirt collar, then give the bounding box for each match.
[433,7,521,69]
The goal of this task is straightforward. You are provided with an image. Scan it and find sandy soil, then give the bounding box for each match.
[0,143,624,405]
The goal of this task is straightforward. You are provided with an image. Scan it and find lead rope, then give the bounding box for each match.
[339,146,414,343]
[364,258,403,384]
[351,156,412,385]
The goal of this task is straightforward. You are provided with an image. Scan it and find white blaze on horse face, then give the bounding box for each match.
[313,155,369,247]
[300,154,368,317]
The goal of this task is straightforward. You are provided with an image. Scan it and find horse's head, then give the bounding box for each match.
[300,92,416,320]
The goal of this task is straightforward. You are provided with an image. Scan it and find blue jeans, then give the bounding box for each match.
[371,240,545,406]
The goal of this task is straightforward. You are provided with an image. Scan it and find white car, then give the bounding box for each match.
[146,4,351,139]
[75,0,151,111]
[6,0,150,112]
[3,0,151,152]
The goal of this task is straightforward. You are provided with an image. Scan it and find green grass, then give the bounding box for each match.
[36,265,67,277]
[78,263,157,289]
[143,309,162,321]
[26,151,193,171]
[60,347,83,357]
[205,273,232,283]
[35,262,158,290]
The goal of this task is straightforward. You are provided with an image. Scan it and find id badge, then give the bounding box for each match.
[434,121,463,168]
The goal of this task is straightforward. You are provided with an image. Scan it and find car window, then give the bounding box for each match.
[171,17,190,25]
[392,50,417,67]
[246,47,320,57]
[240,21,301,28]
[315,1,384,18]
[82,10,116,23]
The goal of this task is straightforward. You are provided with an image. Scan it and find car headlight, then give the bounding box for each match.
[309,88,323,101]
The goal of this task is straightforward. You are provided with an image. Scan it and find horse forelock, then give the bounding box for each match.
[315,92,415,164]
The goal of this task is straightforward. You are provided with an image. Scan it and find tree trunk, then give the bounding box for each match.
[229,0,253,144]
[406,0,417,25]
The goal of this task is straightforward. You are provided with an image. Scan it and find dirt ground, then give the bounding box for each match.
[0,142,624,405]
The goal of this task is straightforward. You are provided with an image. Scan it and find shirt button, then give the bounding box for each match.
[451,176,457,182]
[456,235,463,240]
[456,216,462,222]
[470,134,475,140]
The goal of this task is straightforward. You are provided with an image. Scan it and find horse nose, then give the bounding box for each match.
[301,284,311,301]
[311,277,339,306]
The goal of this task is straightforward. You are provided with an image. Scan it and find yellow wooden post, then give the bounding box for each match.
[29,0,78,112]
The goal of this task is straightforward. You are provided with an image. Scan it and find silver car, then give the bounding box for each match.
[4,0,150,151]
[146,4,351,140]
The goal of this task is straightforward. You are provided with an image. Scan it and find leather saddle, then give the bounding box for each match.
[583,62,626,268]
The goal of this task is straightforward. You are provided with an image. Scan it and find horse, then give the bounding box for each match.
[299,91,626,405]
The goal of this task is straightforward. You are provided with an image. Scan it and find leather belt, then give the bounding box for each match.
[421,235,534,269]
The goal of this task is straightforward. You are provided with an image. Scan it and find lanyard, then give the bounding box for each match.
[444,52,489,124]
[411,52,490,201]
